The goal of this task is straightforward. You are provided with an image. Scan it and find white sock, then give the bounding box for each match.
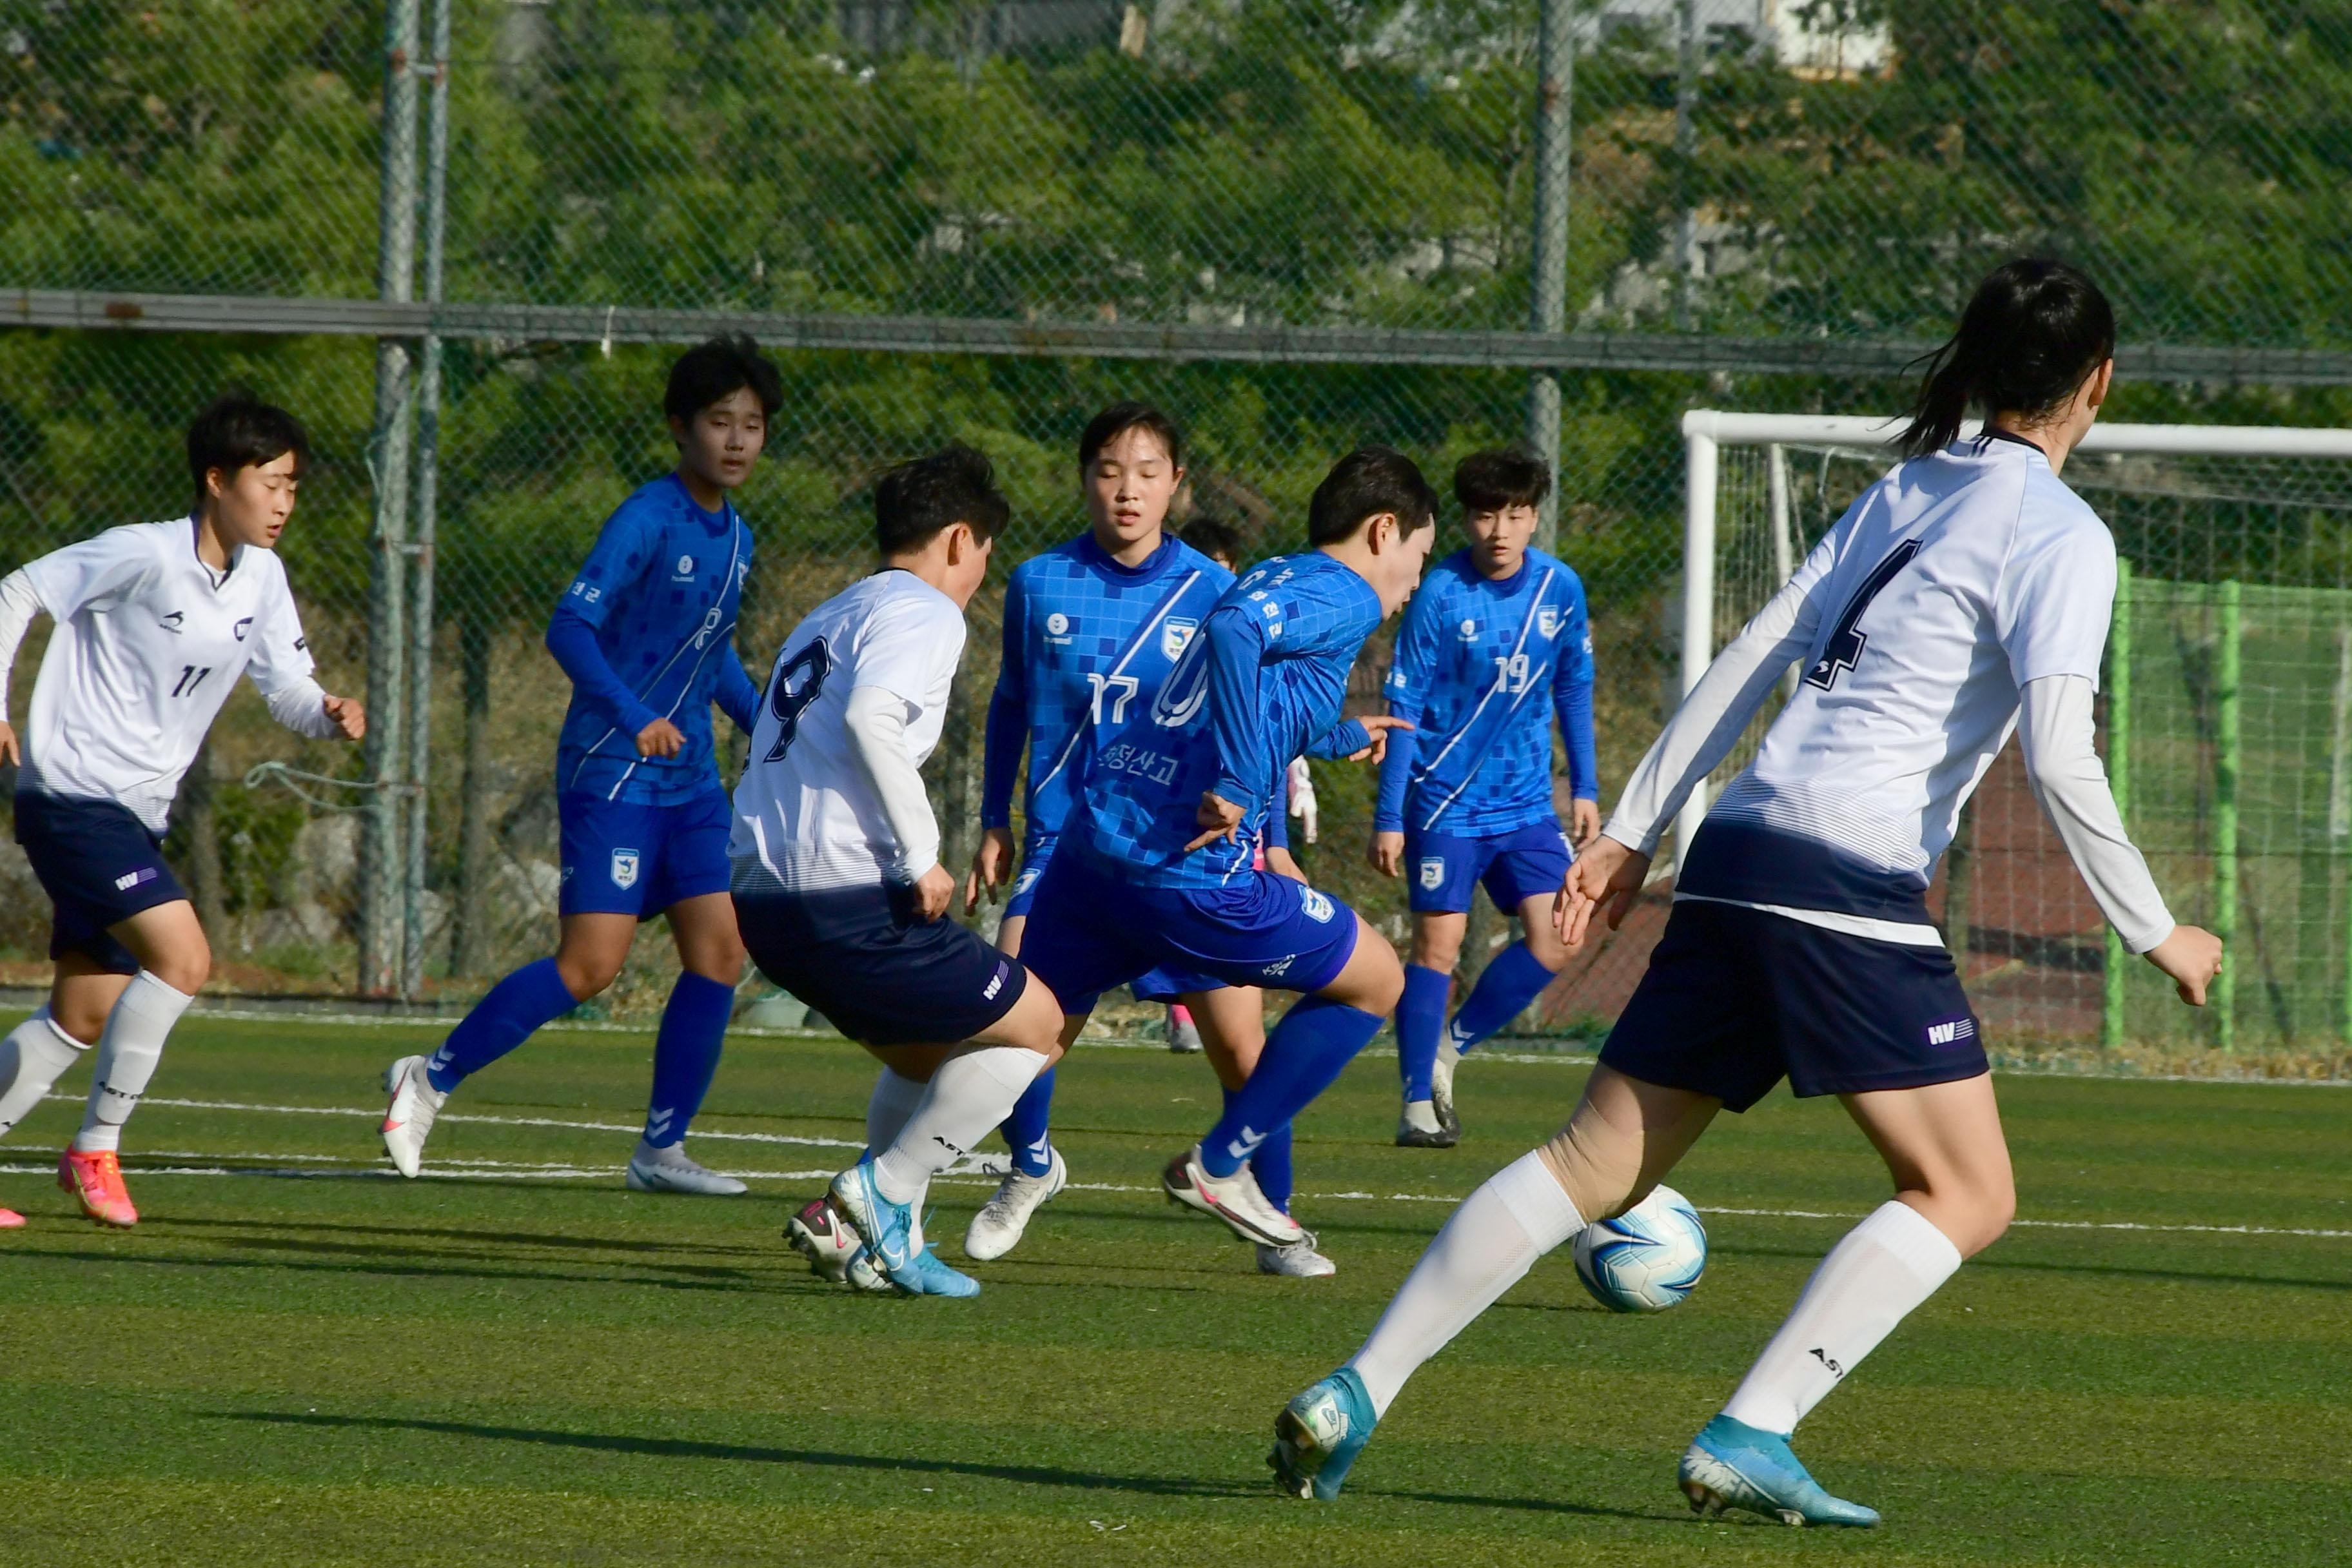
[1720,1199,1965,1435]
[73,972,195,1155]
[1346,1150,1585,1418]
[0,1008,89,1139]
[865,1068,926,1155]
[871,1046,1046,1206]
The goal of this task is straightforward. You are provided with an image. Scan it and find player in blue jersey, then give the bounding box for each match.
[959,404,1284,1264]
[1374,448,1598,1147]
[1015,447,1435,1250]
[380,337,780,1194]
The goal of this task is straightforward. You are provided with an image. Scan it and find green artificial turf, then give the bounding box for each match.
[3,1014,2347,1566]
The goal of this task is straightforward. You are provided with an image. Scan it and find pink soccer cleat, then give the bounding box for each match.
[58,1147,139,1228]
[0,1208,24,1229]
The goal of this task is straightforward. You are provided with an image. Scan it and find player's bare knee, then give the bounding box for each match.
[556,953,622,999]
[1534,1125,1636,1224]
[150,943,210,995]
[1409,917,1462,972]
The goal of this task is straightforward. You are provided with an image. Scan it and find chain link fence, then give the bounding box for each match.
[7,1,2352,1061]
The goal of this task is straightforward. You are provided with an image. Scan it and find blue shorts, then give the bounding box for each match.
[1003,834,1217,1002]
[1406,819,1573,916]
[1599,899,1988,1112]
[558,788,732,919]
[735,884,1029,1048]
[14,790,188,974]
[1020,851,1358,1017]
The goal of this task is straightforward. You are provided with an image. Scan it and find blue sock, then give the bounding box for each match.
[426,957,578,1092]
[1002,1066,1056,1177]
[1200,995,1381,1179]
[1224,1086,1296,1211]
[643,972,734,1148]
[1448,941,1560,1055]
[1396,963,1451,1101]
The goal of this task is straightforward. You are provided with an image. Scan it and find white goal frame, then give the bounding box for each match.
[1672,410,2352,868]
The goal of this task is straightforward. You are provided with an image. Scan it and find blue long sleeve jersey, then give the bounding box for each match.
[1072,552,1379,890]
[1375,546,1597,836]
[548,473,761,805]
[981,533,1235,850]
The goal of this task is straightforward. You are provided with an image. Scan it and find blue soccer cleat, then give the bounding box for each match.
[1678,1414,1881,1528]
[906,1246,981,1298]
[1269,1367,1377,1500]
[827,1159,922,1297]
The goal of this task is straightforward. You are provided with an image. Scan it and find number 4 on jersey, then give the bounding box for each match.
[1804,540,1921,692]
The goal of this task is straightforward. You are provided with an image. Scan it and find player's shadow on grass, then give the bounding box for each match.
[32,1245,773,1294]
[161,1215,771,1257]
[1710,1239,2352,1294]
[215,1411,1264,1501]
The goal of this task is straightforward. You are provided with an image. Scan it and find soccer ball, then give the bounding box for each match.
[1572,1184,1707,1313]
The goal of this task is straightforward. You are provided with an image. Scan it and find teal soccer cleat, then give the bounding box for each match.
[1678,1414,1881,1528]
[906,1246,981,1298]
[1270,1367,1377,1500]
[827,1159,921,1296]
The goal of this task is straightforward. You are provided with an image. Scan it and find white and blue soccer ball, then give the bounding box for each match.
[1572,1184,1708,1313]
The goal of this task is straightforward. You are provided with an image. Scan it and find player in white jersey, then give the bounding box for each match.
[728,446,1065,1299]
[1270,260,2224,1524]
[0,395,366,1228]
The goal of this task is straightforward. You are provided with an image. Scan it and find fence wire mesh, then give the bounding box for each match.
[6,1,2352,1056]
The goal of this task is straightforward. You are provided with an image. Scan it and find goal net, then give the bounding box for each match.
[1681,412,2352,1054]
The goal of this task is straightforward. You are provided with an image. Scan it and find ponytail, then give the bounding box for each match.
[1898,259,2116,460]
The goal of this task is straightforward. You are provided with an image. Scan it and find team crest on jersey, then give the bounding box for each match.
[1418,858,1445,890]
[1012,866,1041,897]
[1457,618,1478,641]
[1161,617,1199,662]
[233,616,253,642]
[1299,887,1335,924]
[610,848,641,890]
[1537,606,1562,638]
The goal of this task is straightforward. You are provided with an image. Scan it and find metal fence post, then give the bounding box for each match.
[401,0,451,1001]
[358,0,422,997]
[2215,578,2240,1050]
[1672,0,1700,329]
[1527,0,1574,553]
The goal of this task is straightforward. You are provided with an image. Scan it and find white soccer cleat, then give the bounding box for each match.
[963,1147,1067,1262]
[1257,1233,1337,1277]
[1162,1144,1304,1248]
[786,1196,889,1291]
[1429,1034,1464,1135]
[625,1141,748,1196]
[1166,1008,1204,1054]
[1395,1097,1456,1150]
[380,1055,446,1179]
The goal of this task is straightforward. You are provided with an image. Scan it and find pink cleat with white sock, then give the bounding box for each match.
[58,1147,138,1228]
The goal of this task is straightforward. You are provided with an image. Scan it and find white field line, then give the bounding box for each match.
[12,1097,2352,1240]
[46,1094,863,1150]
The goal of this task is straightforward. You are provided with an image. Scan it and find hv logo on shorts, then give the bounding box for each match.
[113,867,158,892]
[1925,1015,1977,1047]
[610,848,642,890]
[1418,858,1445,890]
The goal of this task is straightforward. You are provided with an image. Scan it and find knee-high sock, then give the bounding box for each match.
[427,958,578,1093]
[1446,942,1557,1056]
[73,972,194,1155]
[0,1008,88,1140]
[1396,964,1449,1101]
[864,1067,926,1158]
[1200,995,1381,1179]
[642,972,733,1148]
[1251,1121,1295,1213]
[1720,1200,1964,1435]
[1346,1151,1584,1418]
[871,1046,1050,1205]
[999,1066,1057,1177]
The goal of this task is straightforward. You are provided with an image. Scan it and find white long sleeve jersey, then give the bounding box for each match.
[1,518,331,833]
[1605,433,2173,952]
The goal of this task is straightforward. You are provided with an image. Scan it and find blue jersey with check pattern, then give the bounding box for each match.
[981,532,1233,850]
[551,475,758,806]
[1376,546,1596,836]
[1070,551,1380,890]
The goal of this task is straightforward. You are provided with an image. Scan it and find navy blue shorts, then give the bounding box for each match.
[1599,899,1988,1112]
[734,885,1029,1048]
[14,790,188,974]
[559,788,732,919]
[1019,851,1358,1017]
[1406,819,1573,916]
[1002,834,1217,1003]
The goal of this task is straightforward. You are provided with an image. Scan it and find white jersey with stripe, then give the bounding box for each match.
[10,518,324,833]
[728,569,965,895]
[1608,434,2126,940]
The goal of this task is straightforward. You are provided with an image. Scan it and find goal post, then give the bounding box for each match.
[1677,410,2352,1052]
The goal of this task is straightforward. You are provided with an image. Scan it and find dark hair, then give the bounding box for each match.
[1899,259,2115,459]
[1306,446,1439,547]
[874,444,1011,555]
[1078,401,1182,471]
[1180,514,1245,567]
[664,333,783,424]
[1453,446,1551,513]
[186,391,309,503]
